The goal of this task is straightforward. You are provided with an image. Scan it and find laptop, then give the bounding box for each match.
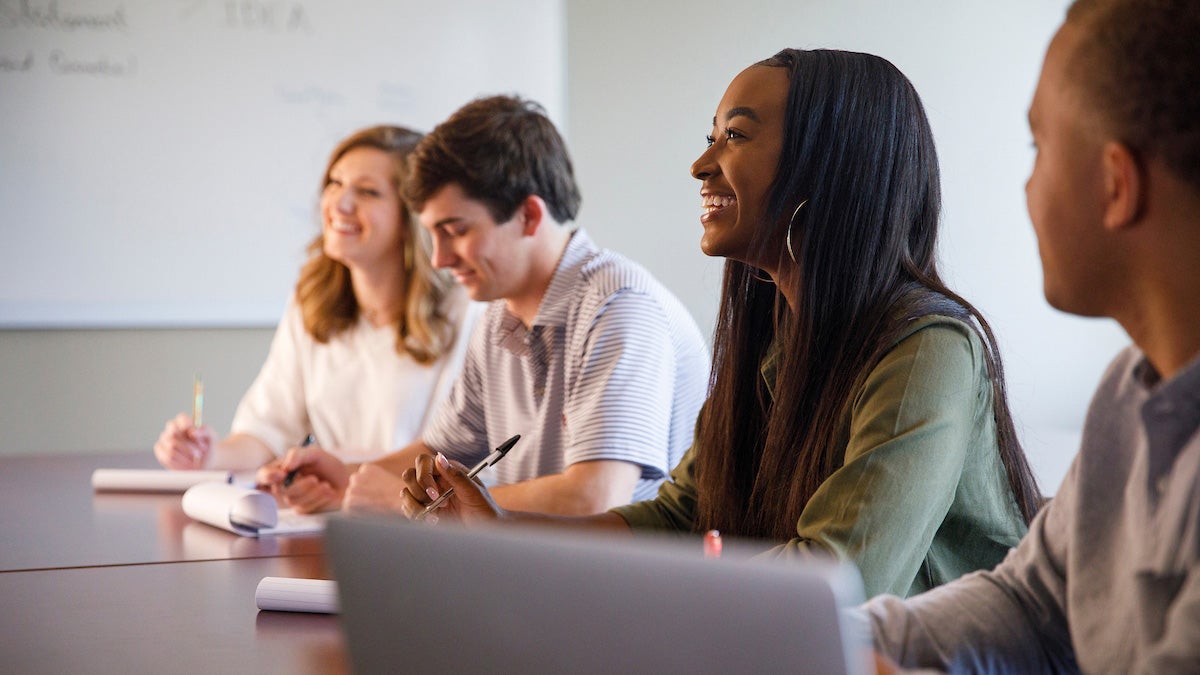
[328,516,868,674]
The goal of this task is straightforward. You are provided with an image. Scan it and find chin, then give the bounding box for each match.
[698,235,723,259]
[462,284,494,303]
[323,248,350,266]
[1043,283,1098,318]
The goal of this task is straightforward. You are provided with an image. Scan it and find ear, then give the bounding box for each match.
[518,195,547,237]
[1101,140,1144,231]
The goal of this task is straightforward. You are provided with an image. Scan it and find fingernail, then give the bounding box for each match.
[426,486,439,500]
[435,452,450,470]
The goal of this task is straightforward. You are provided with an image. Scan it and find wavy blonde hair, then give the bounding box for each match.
[295,125,457,364]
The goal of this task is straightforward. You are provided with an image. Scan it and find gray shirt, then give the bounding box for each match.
[422,229,710,501]
[863,345,1200,673]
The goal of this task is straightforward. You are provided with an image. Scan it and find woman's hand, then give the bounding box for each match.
[399,452,505,524]
[256,444,350,514]
[153,413,213,469]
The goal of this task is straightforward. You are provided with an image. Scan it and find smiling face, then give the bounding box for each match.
[319,146,405,275]
[1025,24,1116,317]
[690,65,790,268]
[418,182,531,303]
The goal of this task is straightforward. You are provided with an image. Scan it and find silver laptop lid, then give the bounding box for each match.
[328,516,868,675]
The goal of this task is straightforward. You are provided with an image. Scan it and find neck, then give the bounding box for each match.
[768,261,800,314]
[350,262,406,327]
[505,225,573,327]
[1114,175,1200,380]
[1117,273,1200,381]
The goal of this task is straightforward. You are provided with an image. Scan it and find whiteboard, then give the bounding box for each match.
[0,0,565,327]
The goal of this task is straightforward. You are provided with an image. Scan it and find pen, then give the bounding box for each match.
[416,434,520,520]
[192,373,204,428]
[282,434,316,488]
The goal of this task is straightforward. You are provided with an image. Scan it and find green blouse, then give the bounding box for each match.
[611,315,1029,598]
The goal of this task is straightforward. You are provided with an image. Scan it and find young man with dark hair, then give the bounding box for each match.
[263,96,709,516]
[867,0,1200,671]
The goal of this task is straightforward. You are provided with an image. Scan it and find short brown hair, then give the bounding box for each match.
[1066,0,1200,187]
[404,95,581,223]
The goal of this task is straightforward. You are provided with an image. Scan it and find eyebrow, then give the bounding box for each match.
[430,216,465,229]
[714,106,760,125]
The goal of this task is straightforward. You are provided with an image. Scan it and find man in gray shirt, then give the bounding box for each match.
[866,0,1200,672]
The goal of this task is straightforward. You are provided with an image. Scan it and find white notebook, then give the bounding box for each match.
[255,577,339,614]
[181,482,324,537]
[91,468,234,493]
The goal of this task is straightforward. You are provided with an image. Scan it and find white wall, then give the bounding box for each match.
[2,1,1130,492]
[566,0,1127,491]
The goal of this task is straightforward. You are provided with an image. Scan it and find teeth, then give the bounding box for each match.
[701,194,736,211]
[330,220,361,234]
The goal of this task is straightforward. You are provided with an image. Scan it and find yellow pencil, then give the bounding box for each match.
[192,374,204,428]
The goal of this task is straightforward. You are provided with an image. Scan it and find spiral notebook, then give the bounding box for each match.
[181,482,324,537]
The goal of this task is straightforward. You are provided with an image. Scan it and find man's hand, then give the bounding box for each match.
[343,464,409,514]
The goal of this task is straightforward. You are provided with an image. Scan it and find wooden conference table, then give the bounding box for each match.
[0,452,348,674]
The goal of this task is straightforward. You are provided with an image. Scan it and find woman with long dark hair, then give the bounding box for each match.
[398,50,1041,598]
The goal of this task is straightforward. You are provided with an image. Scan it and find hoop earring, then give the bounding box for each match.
[748,268,775,284]
[785,199,808,263]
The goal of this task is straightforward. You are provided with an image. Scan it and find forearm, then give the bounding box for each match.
[498,509,633,534]
[206,433,276,471]
[367,440,430,476]
[490,462,639,516]
[866,572,1063,673]
[866,499,1075,673]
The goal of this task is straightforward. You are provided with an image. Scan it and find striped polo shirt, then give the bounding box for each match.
[422,229,710,502]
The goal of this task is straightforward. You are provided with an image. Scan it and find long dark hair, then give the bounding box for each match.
[693,49,1041,541]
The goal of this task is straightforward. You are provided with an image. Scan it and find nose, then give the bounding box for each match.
[430,234,456,269]
[691,144,717,180]
[335,187,355,213]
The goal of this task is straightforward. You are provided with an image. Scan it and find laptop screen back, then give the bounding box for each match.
[327,516,868,674]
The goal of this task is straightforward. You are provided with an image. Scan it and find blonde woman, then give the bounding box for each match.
[155,126,479,488]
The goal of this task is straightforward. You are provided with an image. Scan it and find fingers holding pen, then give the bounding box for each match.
[399,453,446,519]
[280,474,337,514]
[427,452,504,524]
[255,445,347,513]
[154,413,212,469]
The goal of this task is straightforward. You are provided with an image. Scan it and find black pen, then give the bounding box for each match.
[282,434,316,488]
[416,434,520,520]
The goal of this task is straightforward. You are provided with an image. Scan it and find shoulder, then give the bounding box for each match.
[276,294,312,341]
[575,248,695,327]
[861,314,985,406]
[1079,344,1146,423]
[576,247,661,298]
[884,314,982,374]
[891,314,979,354]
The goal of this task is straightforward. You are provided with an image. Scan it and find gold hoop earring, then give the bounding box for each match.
[786,199,808,263]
